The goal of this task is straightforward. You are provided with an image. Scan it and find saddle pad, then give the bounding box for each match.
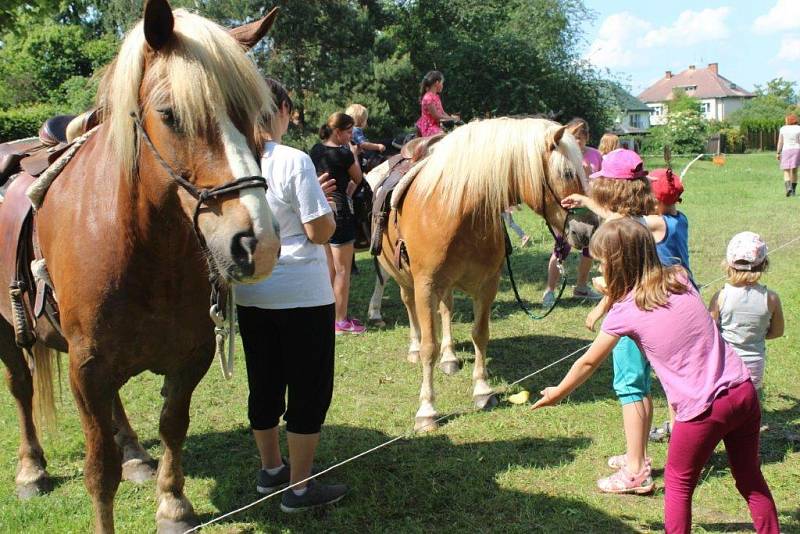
[390,158,427,210]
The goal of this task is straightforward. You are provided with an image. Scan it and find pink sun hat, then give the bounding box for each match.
[590,148,649,180]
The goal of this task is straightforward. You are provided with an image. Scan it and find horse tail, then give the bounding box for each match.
[31,342,59,430]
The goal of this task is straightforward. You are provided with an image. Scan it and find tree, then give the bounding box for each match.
[667,88,701,114]
[395,0,611,135]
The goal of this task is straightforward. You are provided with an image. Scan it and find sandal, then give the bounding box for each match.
[607,454,652,470]
[597,466,655,495]
[649,421,671,442]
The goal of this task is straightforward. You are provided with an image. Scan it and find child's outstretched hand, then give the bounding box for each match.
[531,387,561,409]
[585,307,603,332]
[560,194,588,209]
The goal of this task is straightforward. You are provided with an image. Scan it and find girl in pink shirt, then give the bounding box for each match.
[533,218,779,534]
[415,71,459,137]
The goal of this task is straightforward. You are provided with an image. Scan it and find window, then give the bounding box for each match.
[650,105,663,116]
[629,113,642,128]
[701,102,711,115]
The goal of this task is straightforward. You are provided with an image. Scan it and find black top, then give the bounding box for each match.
[309,143,355,195]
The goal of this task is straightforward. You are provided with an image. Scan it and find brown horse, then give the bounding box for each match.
[0,2,281,532]
[377,117,598,431]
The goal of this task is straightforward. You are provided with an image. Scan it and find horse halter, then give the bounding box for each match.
[539,163,588,261]
[130,113,268,243]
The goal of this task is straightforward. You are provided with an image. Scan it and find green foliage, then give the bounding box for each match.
[641,110,708,154]
[0,103,66,142]
[396,0,612,134]
[730,77,799,134]
[667,88,701,114]
[0,22,116,111]
[0,0,611,141]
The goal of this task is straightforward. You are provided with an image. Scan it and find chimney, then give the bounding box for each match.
[665,70,672,79]
[708,62,719,75]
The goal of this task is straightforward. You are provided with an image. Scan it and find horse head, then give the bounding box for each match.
[544,124,599,250]
[101,0,281,283]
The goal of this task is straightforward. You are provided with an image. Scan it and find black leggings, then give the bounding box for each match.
[237,303,335,434]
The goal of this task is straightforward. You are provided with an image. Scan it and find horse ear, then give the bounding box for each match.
[549,125,567,151]
[143,0,174,51]
[229,7,280,50]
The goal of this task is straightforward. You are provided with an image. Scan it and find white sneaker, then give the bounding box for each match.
[573,285,602,300]
[542,290,556,308]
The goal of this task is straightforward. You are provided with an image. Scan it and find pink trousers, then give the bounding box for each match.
[665,380,779,533]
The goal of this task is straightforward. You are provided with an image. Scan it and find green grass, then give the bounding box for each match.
[1,153,799,533]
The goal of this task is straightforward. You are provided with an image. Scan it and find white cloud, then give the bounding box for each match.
[641,8,731,48]
[586,8,731,70]
[777,35,800,61]
[753,0,800,34]
[584,12,652,69]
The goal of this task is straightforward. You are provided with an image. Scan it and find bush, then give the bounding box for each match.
[640,110,708,154]
[0,104,66,142]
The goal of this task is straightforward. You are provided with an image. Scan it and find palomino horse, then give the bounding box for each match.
[377,117,598,431]
[0,2,281,532]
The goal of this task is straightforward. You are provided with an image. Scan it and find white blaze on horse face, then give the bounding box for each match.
[216,114,280,279]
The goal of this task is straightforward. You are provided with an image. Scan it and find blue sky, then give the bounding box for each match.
[581,0,800,96]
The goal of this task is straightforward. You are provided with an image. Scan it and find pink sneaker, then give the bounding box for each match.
[335,319,366,335]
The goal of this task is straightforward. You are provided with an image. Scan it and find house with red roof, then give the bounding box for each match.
[638,63,754,125]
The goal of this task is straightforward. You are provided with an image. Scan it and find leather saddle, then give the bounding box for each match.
[0,109,101,188]
[0,172,61,348]
[368,134,445,258]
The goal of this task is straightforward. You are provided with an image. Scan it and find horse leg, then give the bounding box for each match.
[399,285,421,364]
[438,291,461,376]
[0,324,52,499]
[69,353,121,534]
[413,281,440,432]
[154,371,203,533]
[471,275,499,411]
[367,266,388,328]
[112,392,156,483]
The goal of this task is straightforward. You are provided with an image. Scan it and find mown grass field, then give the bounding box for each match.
[1,153,798,533]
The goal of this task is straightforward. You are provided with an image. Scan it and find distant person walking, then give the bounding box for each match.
[777,113,800,196]
[415,70,460,138]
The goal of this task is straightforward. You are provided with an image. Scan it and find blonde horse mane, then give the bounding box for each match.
[98,9,274,180]
[411,117,585,227]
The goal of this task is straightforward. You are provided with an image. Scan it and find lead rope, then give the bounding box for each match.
[209,287,235,379]
[503,219,567,320]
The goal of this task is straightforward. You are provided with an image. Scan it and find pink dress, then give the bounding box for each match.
[415,92,444,137]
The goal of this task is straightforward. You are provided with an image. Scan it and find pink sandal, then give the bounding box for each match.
[597,466,655,495]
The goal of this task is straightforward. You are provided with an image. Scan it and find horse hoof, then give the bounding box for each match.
[157,518,198,534]
[439,359,462,376]
[474,393,499,411]
[407,351,420,364]
[414,416,439,433]
[122,459,156,484]
[16,477,53,500]
[368,318,386,328]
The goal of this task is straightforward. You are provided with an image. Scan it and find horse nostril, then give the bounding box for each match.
[231,230,257,276]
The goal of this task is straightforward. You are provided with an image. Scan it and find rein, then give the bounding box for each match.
[503,160,589,320]
[131,113,267,378]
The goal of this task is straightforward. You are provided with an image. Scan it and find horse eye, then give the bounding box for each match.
[157,108,178,129]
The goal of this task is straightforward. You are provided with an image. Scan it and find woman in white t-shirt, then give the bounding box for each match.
[777,113,800,196]
[235,79,348,512]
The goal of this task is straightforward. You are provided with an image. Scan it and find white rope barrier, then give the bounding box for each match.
[184,341,595,533]
[184,231,800,533]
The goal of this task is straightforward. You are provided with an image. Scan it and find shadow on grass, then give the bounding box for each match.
[180,423,641,533]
